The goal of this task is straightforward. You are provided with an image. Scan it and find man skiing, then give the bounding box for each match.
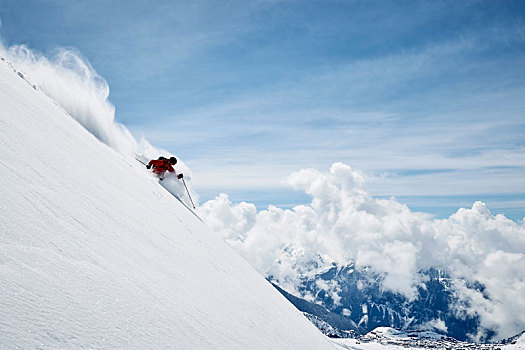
[146,156,183,180]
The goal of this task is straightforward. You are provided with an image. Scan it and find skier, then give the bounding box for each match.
[146,156,183,180]
[145,156,195,209]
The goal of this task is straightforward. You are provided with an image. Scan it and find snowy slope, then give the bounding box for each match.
[0,59,334,349]
[500,332,525,350]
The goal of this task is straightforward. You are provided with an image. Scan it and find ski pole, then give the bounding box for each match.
[181,178,196,209]
[135,157,147,166]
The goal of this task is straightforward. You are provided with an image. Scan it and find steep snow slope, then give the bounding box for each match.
[0,59,334,349]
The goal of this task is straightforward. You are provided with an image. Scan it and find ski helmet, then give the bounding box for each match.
[169,157,177,164]
[158,156,166,160]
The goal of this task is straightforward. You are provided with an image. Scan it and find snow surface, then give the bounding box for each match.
[0,58,335,349]
[503,333,525,350]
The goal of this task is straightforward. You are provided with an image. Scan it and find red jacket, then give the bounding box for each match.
[148,159,175,175]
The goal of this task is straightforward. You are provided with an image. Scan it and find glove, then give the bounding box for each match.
[177,173,183,179]
[146,164,151,169]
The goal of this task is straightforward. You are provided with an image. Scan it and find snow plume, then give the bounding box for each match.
[199,162,525,340]
[0,42,197,205]
[1,43,136,154]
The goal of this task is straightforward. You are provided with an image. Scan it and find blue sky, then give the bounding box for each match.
[1,0,524,219]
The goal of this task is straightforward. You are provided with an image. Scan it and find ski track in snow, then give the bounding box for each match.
[0,58,336,349]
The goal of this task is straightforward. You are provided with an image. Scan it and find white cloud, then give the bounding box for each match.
[418,319,448,333]
[199,162,525,340]
[198,193,256,242]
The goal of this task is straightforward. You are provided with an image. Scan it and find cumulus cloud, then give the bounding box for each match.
[417,319,448,333]
[0,41,197,206]
[199,162,525,340]
[198,193,256,242]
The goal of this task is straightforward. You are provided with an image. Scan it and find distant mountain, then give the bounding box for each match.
[274,263,485,341]
[272,283,363,337]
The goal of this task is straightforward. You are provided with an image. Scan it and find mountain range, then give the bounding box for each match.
[274,263,489,341]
